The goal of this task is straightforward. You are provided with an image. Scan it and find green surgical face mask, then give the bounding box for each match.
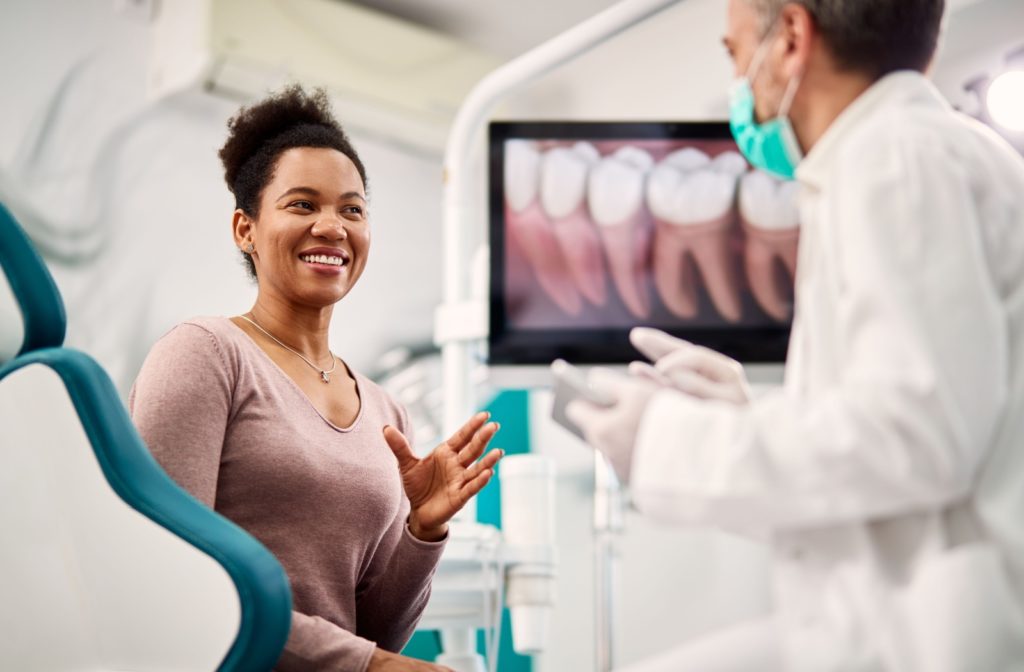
[728,28,804,180]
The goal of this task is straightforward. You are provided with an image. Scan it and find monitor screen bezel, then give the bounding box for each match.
[488,120,792,366]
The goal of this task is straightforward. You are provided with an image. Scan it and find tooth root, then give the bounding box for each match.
[598,212,653,319]
[742,219,800,321]
[549,205,607,306]
[653,215,743,322]
[652,225,699,318]
[689,223,744,323]
[506,202,583,316]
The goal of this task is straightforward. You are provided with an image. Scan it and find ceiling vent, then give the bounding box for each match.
[148,0,500,154]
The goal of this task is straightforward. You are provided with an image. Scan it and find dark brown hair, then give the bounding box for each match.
[219,85,367,278]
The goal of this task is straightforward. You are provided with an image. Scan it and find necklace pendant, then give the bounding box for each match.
[321,370,331,384]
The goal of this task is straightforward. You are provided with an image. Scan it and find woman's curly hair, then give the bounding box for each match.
[218,85,367,278]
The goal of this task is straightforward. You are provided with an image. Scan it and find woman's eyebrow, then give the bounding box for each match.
[276,186,320,201]
[276,187,365,203]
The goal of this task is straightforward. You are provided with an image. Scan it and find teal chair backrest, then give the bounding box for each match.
[0,202,291,671]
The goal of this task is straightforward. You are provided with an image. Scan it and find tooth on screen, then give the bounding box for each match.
[588,146,655,318]
[646,154,744,322]
[504,141,583,316]
[540,145,607,306]
[740,170,800,321]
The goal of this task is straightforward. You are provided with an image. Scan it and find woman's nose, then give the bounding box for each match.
[312,215,348,240]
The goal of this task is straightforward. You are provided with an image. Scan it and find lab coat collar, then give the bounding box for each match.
[796,71,950,190]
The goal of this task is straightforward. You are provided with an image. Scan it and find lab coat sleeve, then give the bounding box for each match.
[630,129,1009,532]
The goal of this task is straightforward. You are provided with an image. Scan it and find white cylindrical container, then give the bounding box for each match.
[500,454,557,655]
[501,455,556,546]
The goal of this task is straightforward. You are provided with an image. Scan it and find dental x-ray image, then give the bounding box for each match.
[488,122,799,365]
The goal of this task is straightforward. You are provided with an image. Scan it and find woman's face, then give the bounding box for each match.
[240,146,369,308]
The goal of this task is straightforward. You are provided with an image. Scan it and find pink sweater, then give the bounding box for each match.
[129,316,444,671]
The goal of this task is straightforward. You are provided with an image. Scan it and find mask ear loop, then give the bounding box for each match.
[777,70,803,118]
[745,20,804,121]
[744,21,780,84]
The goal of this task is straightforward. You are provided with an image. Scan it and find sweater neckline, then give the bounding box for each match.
[222,316,364,433]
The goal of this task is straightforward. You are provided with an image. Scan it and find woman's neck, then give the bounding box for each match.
[248,293,335,363]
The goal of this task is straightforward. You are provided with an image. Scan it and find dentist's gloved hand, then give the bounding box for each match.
[565,368,660,482]
[629,327,751,405]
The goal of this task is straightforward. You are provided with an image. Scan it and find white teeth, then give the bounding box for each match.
[612,146,655,172]
[739,170,801,230]
[647,148,742,225]
[711,151,749,177]
[662,148,711,172]
[587,149,652,227]
[505,140,541,212]
[301,254,345,266]
[572,141,601,163]
[540,145,597,219]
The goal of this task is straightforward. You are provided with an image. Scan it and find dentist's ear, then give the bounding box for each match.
[777,2,815,79]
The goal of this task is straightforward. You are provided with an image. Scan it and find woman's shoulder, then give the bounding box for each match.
[148,316,245,369]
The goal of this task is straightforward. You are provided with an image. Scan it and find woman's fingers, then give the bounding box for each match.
[462,447,504,482]
[457,421,499,466]
[460,466,496,499]
[383,425,418,471]
[445,411,490,450]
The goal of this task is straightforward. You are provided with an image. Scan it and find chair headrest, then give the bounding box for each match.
[0,203,66,364]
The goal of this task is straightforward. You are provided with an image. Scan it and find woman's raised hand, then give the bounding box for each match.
[383,412,503,542]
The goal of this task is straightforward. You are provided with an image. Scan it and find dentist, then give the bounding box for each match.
[568,0,1024,670]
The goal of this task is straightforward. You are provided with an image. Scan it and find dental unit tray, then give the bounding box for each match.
[488,120,797,365]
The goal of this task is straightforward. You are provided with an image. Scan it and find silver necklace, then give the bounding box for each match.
[239,314,337,383]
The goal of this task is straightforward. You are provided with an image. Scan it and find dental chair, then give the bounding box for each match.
[0,202,292,671]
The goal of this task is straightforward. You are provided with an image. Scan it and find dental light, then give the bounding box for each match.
[965,44,1024,144]
[986,70,1024,133]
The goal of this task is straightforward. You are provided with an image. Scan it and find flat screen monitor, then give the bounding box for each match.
[488,121,799,365]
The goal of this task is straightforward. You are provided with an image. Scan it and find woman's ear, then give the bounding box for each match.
[232,209,255,251]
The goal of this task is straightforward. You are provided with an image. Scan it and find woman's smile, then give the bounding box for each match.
[299,246,351,275]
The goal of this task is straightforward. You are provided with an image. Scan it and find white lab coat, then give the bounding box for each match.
[630,72,1024,671]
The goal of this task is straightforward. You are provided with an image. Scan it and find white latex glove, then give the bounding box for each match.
[565,368,660,483]
[629,327,751,405]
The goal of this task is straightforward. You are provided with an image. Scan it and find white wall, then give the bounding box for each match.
[0,0,446,395]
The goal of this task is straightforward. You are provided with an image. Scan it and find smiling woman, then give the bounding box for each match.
[128,86,503,672]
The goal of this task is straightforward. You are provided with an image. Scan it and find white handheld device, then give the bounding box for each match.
[549,359,615,440]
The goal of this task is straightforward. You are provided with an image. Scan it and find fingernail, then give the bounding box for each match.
[493,422,501,431]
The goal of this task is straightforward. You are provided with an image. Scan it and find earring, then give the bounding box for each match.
[244,242,255,254]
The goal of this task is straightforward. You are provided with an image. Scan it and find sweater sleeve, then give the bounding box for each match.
[355,405,446,651]
[129,322,383,671]
[129,322,232,507]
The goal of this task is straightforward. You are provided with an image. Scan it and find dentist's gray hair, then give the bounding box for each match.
[744,0,945,78]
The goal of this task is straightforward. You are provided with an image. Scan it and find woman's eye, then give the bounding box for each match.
[343,205,365,217]
[289,200,314,211]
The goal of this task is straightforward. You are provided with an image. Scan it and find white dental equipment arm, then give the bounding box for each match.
[434,1,687,669]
